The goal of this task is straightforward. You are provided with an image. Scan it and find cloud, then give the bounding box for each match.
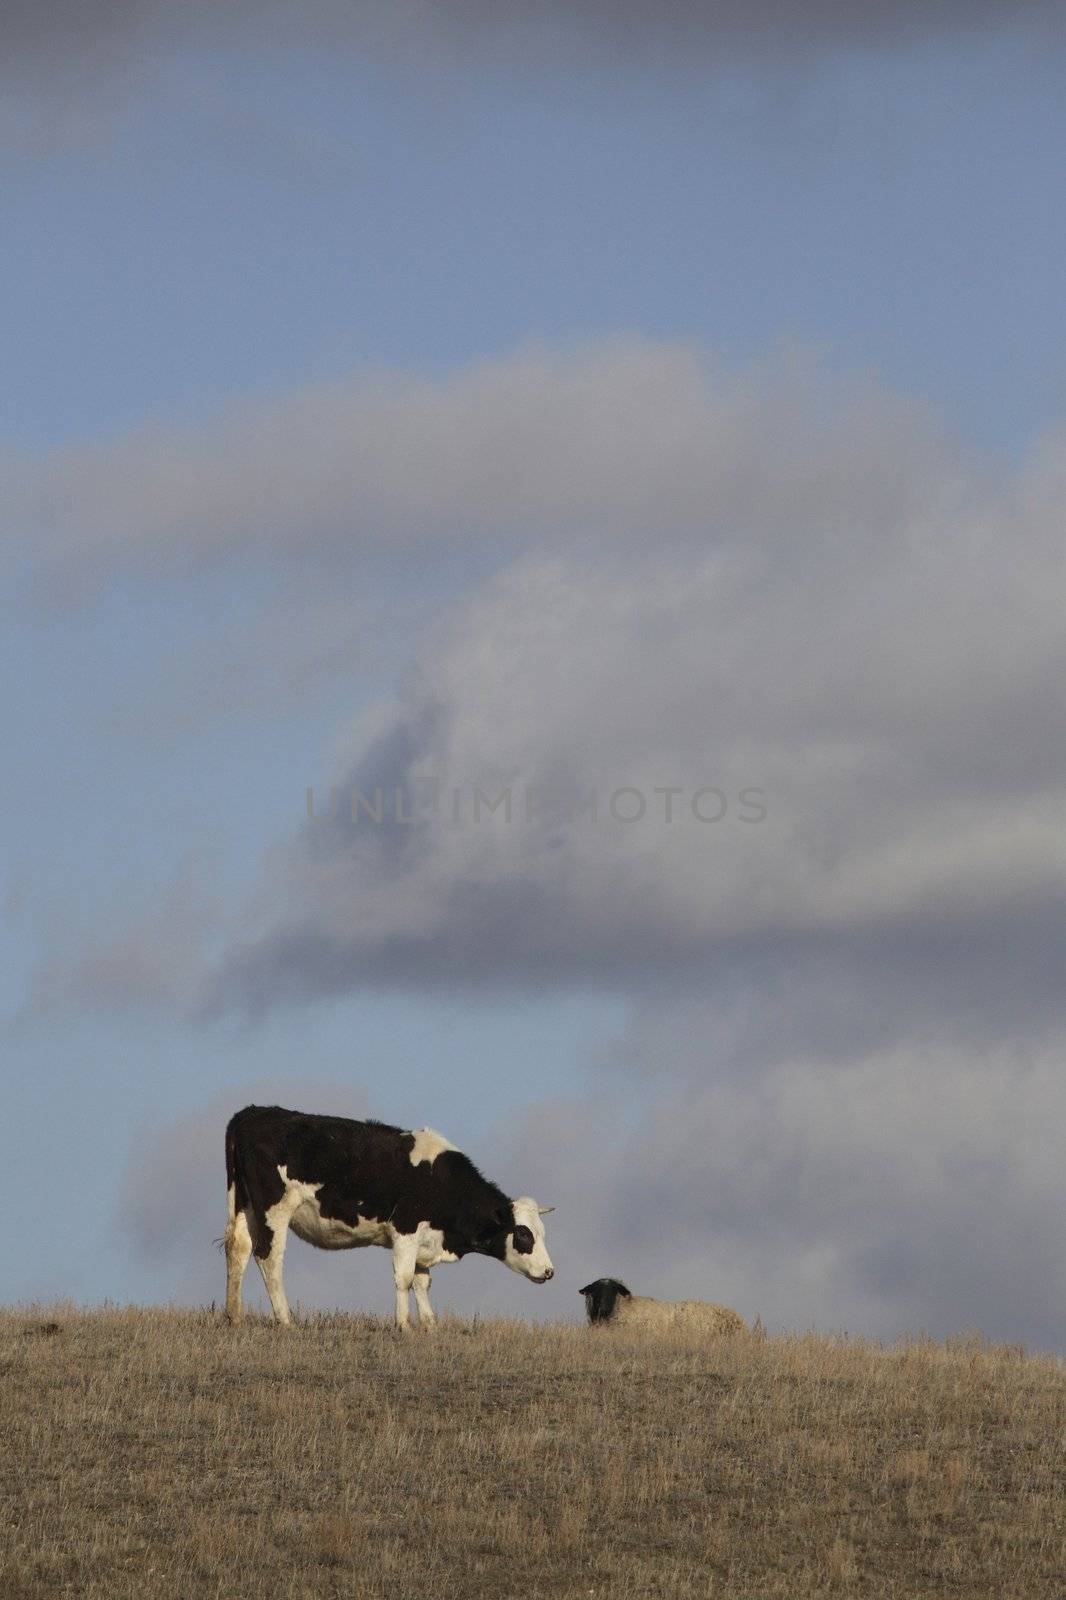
[504,1024,1066,1348]
[3,0,1062,89]
[19,336,1066,1034]
[24,340,1066,1028]
[6,339,950,600]
[366,0,1066,71]
[3,1,1061,161]
[203,397,1066,1015]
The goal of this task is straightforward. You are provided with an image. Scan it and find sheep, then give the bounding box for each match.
[579,1277,746,1335]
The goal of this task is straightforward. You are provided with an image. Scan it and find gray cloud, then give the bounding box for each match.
[504,1025,1066,1348]
[22,341,1066,1036]
[4,340,949,601]
[204,399,1066,1016]
[4,0,1062,83]
[3,1,1061,160]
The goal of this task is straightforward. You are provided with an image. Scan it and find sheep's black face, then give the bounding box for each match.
[579,1277,631,1323]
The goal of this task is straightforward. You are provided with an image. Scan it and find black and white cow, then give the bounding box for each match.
[224,1105,554,1329]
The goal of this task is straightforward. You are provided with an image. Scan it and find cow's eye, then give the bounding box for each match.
[512,1225,534,1254]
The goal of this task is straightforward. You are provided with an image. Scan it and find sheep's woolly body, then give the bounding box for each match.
[615,1295,746,1335]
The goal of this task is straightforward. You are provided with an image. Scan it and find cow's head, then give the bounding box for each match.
[503,1197,555,1283]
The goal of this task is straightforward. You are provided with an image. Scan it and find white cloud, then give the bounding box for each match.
[6,340,952,598]
[501,1019,1066,1347]
[23,341,1066,1022]
[208,403,1066,1009]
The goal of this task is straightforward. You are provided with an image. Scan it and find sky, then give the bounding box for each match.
[4,1,1066,1345]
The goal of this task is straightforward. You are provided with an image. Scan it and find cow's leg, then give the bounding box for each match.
[392,1234,419,1331]
[256,1196,295,1326]
[224,1194,253,1326]
[412,1269,436,1329]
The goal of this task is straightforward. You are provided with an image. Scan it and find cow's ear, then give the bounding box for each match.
[481,1207,509,1241]
[537,1204,555,1216]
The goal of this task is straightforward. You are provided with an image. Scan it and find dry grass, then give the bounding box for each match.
[1,1306,1064,1598]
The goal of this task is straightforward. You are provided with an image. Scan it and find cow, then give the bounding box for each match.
[224,1105,554,1329]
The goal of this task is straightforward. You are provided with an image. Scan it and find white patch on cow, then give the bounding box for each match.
[391,1231,420,1330]
[266,1165,322,1221]
[289,1197,392,1250]
[408,1127,457,1167]
[413,1224,459,1269]
[224,1194,253,1324]
[412,1270,436,1328]
[391,1224,462,1328]
[252,1165,325,1326]
[503,1197,555,1283]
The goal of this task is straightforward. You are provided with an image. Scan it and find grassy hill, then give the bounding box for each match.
[2,1307,1063,1598]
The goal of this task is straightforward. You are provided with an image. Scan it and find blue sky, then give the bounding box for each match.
[5,5,1066,1341]
[6,31,1066,452]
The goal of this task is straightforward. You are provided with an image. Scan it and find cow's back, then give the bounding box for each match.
[225,1104,507,1242]
[227,1105,410,1219]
